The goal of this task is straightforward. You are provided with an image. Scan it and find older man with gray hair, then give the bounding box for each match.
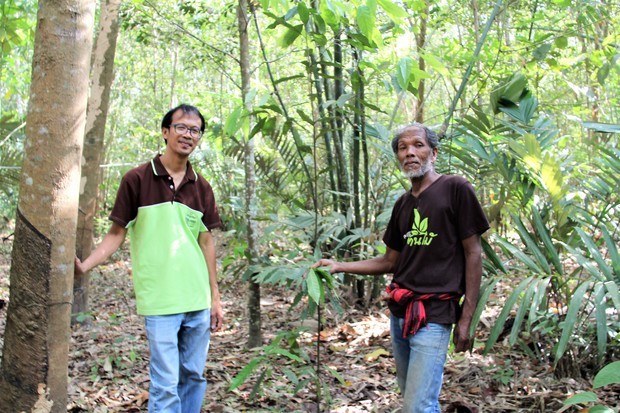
[314,123,489,412]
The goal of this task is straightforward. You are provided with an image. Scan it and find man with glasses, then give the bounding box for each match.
[75,104,223,412]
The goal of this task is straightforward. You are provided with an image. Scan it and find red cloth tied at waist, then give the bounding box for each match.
[386,282,461,338]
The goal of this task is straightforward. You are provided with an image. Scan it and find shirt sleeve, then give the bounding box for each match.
[382,194,406,252]
[109,172,140,228]
[455,179,490,240]
[200,180,223,230]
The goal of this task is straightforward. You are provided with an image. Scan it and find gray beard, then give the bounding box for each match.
[401,158,433,179]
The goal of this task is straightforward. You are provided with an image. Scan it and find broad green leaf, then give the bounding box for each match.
[284,5,299,21]
[554,36,568,48]
[319,0,341,26]
[297,1,309,23]
[396,57,414,91]
[499,92,538,124]
[409,0,427,11]
[296,108,314,126]
[249,117,266,140]
[563,391,598,405]
[306,269,323,305]
[224,107,244,136]
[278,24,304,48]
[555,281,591,364]
[282,368,299,385]
[356,5,375,41]
[589,406,615,413]
[460,114,489,136]
[376,0,406,22]
[593,361,620,388]
[318,268,337,289]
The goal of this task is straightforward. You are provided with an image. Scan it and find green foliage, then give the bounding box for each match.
[3,0,619,394]
[457,74,619,374]
[224,209,370,405]
[228,300,345,405]
[560,361,620,412]
[0,115,23,219]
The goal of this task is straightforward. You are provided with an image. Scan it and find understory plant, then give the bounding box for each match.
[453,73,620,376]
[558,360,620,413]
[229,263,345,409]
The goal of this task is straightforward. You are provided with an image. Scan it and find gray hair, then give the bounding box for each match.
[391,123,439,153]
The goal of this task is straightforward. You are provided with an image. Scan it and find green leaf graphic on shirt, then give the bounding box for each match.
[406,208,437,246]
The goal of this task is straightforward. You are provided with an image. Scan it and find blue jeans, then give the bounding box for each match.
[390,315,452,413]
[145,309,211,413]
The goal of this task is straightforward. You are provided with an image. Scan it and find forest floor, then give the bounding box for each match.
[0,230,617,412]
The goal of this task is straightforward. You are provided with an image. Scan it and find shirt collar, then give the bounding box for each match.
[151,154,197,181]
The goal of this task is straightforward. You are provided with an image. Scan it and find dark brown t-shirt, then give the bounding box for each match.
[109,155,222,231]
[383,175,489,324]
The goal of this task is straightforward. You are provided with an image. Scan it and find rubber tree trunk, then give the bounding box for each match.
[74,0,121,325]
[0,0,95,411]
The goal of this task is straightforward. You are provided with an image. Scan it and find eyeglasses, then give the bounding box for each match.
[169,123,203,139]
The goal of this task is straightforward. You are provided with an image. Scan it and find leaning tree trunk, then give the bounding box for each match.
[0,0,95,412]
[238,0,263,348]
[74,0,121,325]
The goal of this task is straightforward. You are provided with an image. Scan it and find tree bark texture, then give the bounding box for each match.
[74,0,121,324]
[238,0,263,348]
[0,0,95,411]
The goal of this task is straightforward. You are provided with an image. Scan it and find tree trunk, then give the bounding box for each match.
[0,0,95,411]
[74,0,121,325]
[238,0,262,348]
[415,0,428,123]
[323,27,349,213]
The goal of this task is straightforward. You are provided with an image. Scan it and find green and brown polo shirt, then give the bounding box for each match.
[109,155,222,316]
